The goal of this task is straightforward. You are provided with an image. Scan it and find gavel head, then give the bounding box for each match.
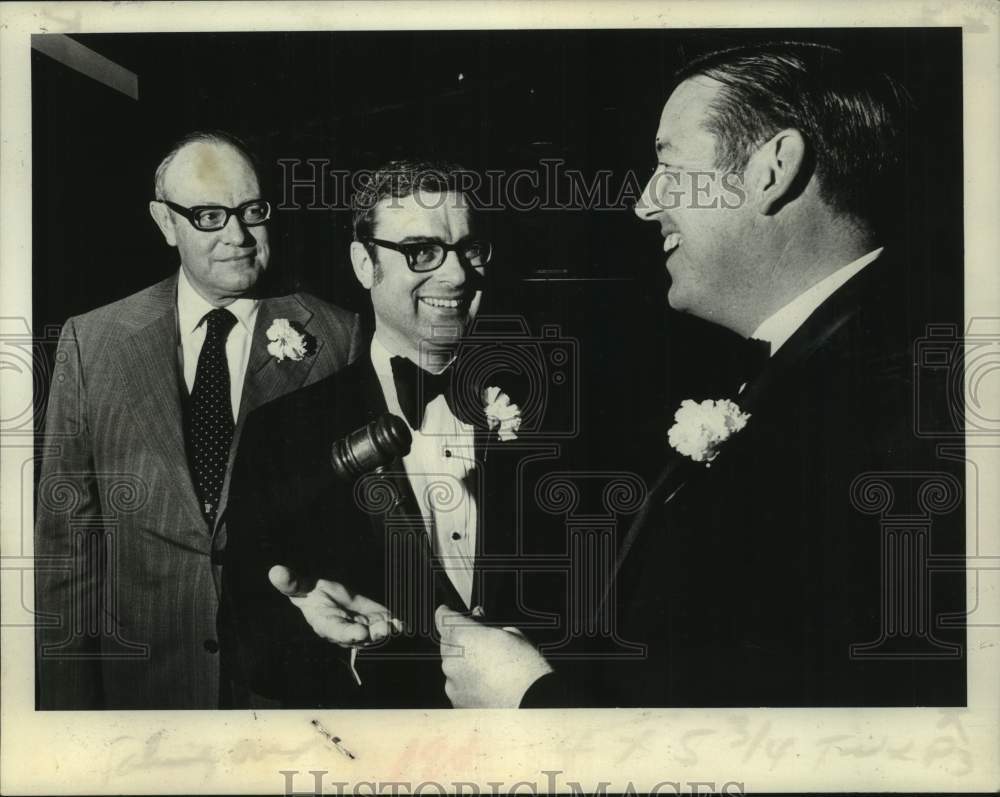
[330,413,413,480]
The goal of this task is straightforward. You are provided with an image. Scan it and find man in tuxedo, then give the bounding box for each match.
[438,42,966,707]
[34,131,360,709]
[224,159,531,707]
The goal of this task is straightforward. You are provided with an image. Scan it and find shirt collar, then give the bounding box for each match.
[176,267,258,334]
[370,334,397,378]
[370,334,456,376]
[751,247,884,356]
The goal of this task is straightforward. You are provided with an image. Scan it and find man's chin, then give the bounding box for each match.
[666,285,726,328]
[422,314,472,343]
[421,330,464,355]
[225,261,266,290]
[665,280,687,311]
[414,334,461,371]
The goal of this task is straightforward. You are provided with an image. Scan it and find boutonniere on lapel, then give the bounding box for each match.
[667,398,750,466]
[482,385,522,441]
[265,318,316,363]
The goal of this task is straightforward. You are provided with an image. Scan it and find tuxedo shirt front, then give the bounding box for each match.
[370,337,478,607]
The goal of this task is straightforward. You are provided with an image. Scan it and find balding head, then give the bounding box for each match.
[154,131,259,203]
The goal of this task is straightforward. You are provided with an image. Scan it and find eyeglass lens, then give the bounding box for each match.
[193,201,269,230]
[411,241,490,271]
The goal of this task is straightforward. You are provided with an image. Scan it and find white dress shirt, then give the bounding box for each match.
[370,337,479,607]
[176,267,259,421]
[751,248,884,356]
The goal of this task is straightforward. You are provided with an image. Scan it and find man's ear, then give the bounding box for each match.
[350,241,375,289]
[149,201,178,247]
[746,129,807,216]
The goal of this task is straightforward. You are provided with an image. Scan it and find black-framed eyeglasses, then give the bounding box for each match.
[363,237,492,273]
[156,199,271,231]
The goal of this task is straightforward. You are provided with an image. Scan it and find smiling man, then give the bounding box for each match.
[34,131,360,709]
[436,42,965,709]
[223,160,514,707]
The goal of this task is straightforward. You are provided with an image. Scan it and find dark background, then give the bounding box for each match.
[32,28,964,468]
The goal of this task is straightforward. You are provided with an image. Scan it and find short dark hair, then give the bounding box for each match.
[153,130,259,199]
[351,159,471,242]
[674,41,913,227]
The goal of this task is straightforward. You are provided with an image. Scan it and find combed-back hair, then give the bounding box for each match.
[351,159,470,242]
[674,41,914,227]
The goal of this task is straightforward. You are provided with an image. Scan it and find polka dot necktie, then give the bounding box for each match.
[186,308,238,526]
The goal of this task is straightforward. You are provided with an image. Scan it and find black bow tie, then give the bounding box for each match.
[390,356,454,430]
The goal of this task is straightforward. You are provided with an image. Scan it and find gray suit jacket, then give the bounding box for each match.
[34,272,361,709]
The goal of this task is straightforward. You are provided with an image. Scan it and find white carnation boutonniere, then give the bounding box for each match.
[667,398,751,465]
[265,318,315,363]
[482,386,522,442]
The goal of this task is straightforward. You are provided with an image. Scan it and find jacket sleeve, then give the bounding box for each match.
[220,402,357,706]
[34,317,106,708]
[520,671,591,708]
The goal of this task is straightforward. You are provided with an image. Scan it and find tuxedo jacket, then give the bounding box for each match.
[222,352,533,708]
[34,273,360,709]
[525,249,966,707]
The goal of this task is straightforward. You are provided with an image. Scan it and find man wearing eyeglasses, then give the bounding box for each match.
[223,159,521,708]
[34,130,360,709]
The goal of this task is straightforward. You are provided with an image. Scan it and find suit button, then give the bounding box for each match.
[203,639,219,653]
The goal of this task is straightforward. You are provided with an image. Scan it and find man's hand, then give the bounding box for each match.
[436,605,553,708]
[269,565,402,648]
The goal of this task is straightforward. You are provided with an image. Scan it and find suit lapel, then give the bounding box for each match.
[470,400,541,613]
[355,359,425,543]
[596,255,886,623]
[737,274,868,415]
[214,295,328,536]
[470,426,502,610]
[238,294,323,426]
[113,276,207,535]
[324,357,421,542]
[343,358,457,622]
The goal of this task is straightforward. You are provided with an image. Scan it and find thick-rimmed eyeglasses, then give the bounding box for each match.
[155,199,271,231]
[363,238,492,273]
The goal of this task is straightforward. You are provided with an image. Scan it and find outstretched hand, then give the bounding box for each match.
[269,564,402,648]
[436,605,553,708]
